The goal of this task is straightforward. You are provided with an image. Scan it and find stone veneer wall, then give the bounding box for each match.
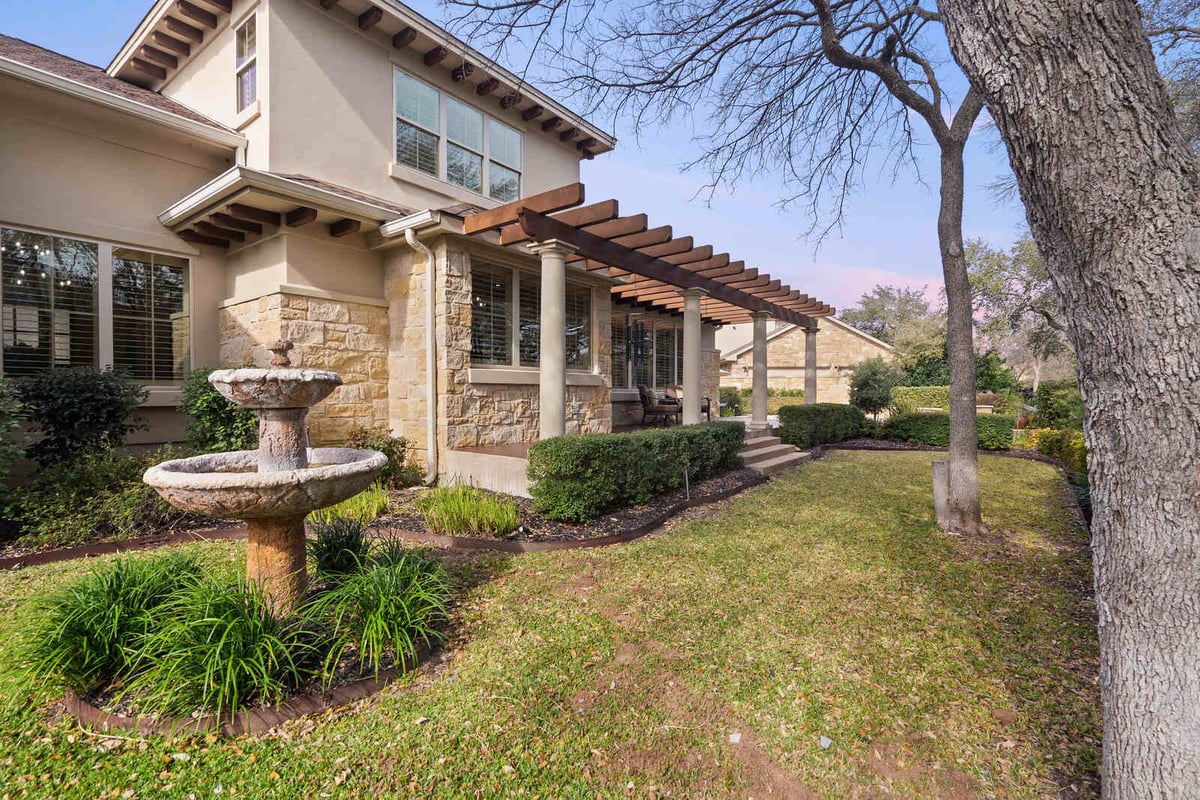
[435,244,613,452]
[722,321,893,403]
[219,292,389,445]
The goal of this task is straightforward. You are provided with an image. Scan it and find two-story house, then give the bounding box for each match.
[0,0,834,493]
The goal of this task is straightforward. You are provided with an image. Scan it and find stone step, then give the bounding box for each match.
[739,443,799,467]
[744,427,774,440]
[749,450,812,477]
[740,435,783,453]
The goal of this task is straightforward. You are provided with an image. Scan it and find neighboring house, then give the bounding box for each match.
[719,317,893,404]
[0,0,833,493]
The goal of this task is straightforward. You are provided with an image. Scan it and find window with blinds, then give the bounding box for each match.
[610,320,628,388]
[395,71,440,176]
[470,263,511,366]
[565,285,591,369]
[518,274,540,367]
[1,230,98,376]
[112,249,189,382]
[235,14,257,112]
[655,327,674,389]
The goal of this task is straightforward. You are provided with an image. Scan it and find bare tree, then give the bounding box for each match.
[449,0,988,533]
[938,0,1200,794]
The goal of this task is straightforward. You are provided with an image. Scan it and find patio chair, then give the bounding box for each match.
[665,385,713,422]
[637,384,680,426]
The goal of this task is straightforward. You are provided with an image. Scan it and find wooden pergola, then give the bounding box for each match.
[462,182,834,435]
[463,183,835,327]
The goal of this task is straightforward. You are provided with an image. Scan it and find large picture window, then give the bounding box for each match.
[0,227,190,383]
[612,312,680,390]
[394,68,523,201]
[470,262,592,371]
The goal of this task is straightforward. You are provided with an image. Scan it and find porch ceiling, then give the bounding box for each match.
[462,183,835,326]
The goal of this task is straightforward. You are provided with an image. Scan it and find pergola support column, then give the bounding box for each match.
[679,287,707,425]
[750,311,770,429]
[529,239,578,439]
[805,325,819,404]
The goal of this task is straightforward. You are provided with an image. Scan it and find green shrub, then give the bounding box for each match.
[124,577,321,716]
[0,381,26,493]
[719,386,743,417]
[24,552,204,693]
[308,482,389,526]
[307,554,450,677]
[180,369,258,453]
[346,428,423,489]
[879,413,1016,450]
[527,422,744,522]
[309,518,372,581]
[777,404,867,449]
[1029,427,1088,474]
[1034,381,1084,430]
[849,357,903,418]
[891,385,952,414]
[417,484,520,536]
[8,446,193,549]
[14,368,146,466]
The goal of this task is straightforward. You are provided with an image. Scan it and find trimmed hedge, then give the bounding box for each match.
[891,385,951,414]
[777,404,867,449]
[880,413,1016,450]
[527,422,745,522]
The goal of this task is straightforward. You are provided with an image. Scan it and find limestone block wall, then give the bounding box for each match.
[722,321,892,403]
[436,243,613,453]
[703,348,721,407]
[384,246,432,462]
[219,291,389,445]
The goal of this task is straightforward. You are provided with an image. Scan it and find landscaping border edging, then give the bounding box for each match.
[0,526,248,571]
[377,472,768,553]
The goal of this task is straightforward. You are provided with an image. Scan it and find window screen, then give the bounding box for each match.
[470,263,511,366]
[565,285,591,370]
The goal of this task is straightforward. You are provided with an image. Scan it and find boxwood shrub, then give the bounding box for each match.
[880,412,1016,450]
[777,404,867,449]
[527,422,745,522]
[891,385,952,414]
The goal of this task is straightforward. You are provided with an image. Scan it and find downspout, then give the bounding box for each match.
[404,228,439,485]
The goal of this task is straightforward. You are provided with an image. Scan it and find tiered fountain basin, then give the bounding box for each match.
[144,341,386,614]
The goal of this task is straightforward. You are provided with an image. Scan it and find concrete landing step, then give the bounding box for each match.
[750,450,812,477]
[739,443,800,466]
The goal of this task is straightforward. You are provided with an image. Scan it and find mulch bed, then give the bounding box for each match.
[375,468,767,553]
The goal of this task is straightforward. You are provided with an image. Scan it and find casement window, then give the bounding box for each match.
[394,68,523,201]
[612,313,681,390]
[470,263,592,369]
[235,14,257,112]
[0,227,190,383]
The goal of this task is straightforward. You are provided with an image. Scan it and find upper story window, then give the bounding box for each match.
[236,14,257,112]
[394,68,523,202]
[0,228,190,384]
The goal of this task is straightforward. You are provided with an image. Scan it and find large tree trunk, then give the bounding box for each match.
[939,144,985,535]
[939,0,1200,794]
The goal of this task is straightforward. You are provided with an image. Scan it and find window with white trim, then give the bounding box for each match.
[394,68,523,201]
[0,227,190,383]
[471,263,591,370]
[235,14,257,112]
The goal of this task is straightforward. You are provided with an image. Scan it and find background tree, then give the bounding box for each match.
[939,0,1200,793]
[1143,0,1200,150]
[967,234,1072,392]
[839,285,935,344]
[450,0,988,534]
[848,356,902,419]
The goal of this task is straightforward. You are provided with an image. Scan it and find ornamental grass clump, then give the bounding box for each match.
[308,481,389,526]
[122,577,322,717]
[417,484,520,537]
[306,553,450,677]
[25,551,204,693]
[308,518,372,581]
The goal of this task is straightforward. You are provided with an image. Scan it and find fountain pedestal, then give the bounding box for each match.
[144,340,386,616]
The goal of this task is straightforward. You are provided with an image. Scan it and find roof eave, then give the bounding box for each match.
[0,55,244,150]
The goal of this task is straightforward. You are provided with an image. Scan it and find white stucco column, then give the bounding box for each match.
[679,287,707,425]
[750,311,770,428]
[529,240,578,439]
[805,325,819,404]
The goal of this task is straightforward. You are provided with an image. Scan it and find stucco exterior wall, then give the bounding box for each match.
[722,320,893,403]
[0,74,234,445]
[265,0,581,214]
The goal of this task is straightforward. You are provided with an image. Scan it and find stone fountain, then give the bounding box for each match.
[144,341,386,614]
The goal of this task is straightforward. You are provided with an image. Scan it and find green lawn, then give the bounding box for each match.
[0,451,1100,799]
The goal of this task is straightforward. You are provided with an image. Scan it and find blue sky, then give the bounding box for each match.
[2,0,1029,311]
